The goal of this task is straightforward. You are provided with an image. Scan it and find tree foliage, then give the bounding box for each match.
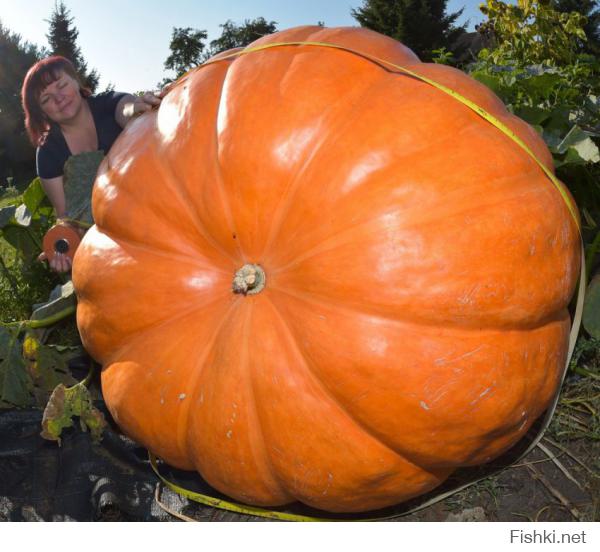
[45,1,99,92]
[351,0,468,61]
[207,17,278,57]
[0,21,43,187]
[163,26,208,80]
[160,18,278,87]
[552,0,600,55]
[478,0,589,65]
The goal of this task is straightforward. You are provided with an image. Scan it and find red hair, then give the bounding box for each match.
[21,56,91,147]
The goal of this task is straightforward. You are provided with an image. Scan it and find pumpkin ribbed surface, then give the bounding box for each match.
[72,26,580,513]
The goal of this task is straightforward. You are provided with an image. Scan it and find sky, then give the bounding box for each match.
[1,0,488,92]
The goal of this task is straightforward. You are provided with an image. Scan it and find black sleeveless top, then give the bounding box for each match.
[36,91,127,179]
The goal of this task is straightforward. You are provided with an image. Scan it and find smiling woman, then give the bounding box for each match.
[20,56,164,272]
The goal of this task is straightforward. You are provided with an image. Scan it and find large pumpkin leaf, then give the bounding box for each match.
[22,178,48,216]
[555,126,600,158]
[559,146,599,167]
[1,225,40,264]
[30,281,77,343]
[0,326,33,407]
[547,125,600,168]
[582,276,600,340]
[63,151,104,225]
[36,346,79,404]
[14,204,31,227]
[41,381,106,445]
[584,94,600,113]
[23,332,79,405]
[518,71,562,99]
[514,105,550,126]
[543,107,574,135]
[470,70,511,98]
[31,281,76,318]
[0,206,16,229]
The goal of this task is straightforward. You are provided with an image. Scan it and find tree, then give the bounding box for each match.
[553,0,600,55]
[478,0,588,66]
[45,1,99,91]
[351,0,468,61]
[162,27,208,84]
[160,19,277,87]
[206,17,278,57]
[0,21,45,186]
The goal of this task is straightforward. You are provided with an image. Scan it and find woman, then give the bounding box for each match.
[21,55,164,272]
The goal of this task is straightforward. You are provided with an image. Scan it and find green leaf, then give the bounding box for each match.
[514,105,550,125]
[585,95,600,113]
[561,145,598,167]
[552,126,600,167]
[14,204,31,227]
[0,206,16,229]
[543,129,565,152]
[31,281,76,320]
[1,225,39,264]
[0,326,33,407]
[544,107,573,135]
[518,72,562,99]
[582,276,600,340]
[569,139,600,164]
[29,282,77,345]
[22,178,47,216]
[41,382,106,445]
[501,73,517,87]
[557,126,597,154]
[63,151,104,225]
[49,344,83,353]
[470,71,514,100]
[22,331,77,405]
[33,344,78,401]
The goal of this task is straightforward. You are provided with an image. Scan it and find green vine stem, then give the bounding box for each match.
[59,217,93,230]
[0,305,76,330]
[80,360,95,387]
[571,365,600,380]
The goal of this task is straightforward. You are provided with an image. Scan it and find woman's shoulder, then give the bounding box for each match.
[91,90,128,100]
[89,90,129,113]
[37,124,63,153]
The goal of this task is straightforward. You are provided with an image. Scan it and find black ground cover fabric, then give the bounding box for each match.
[0,402,170,521]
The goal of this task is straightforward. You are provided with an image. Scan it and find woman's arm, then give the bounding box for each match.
[40,175,67,218]
[39,176,71,272]
[114,92,162,128]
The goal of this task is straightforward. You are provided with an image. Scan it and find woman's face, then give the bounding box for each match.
[39,71,83,124]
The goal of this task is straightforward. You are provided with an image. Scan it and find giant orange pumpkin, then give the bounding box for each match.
[72,26,581,513]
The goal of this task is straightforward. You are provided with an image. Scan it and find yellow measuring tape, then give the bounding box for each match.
[150,452,334,521]
[149,40,586,521]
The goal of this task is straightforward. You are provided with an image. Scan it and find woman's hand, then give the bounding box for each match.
[125,91,162,118]
[116,89,169,127]
[37,222,85,273]
[37,250,72,273]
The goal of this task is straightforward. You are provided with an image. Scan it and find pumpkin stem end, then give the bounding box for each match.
[232,264,266,295]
